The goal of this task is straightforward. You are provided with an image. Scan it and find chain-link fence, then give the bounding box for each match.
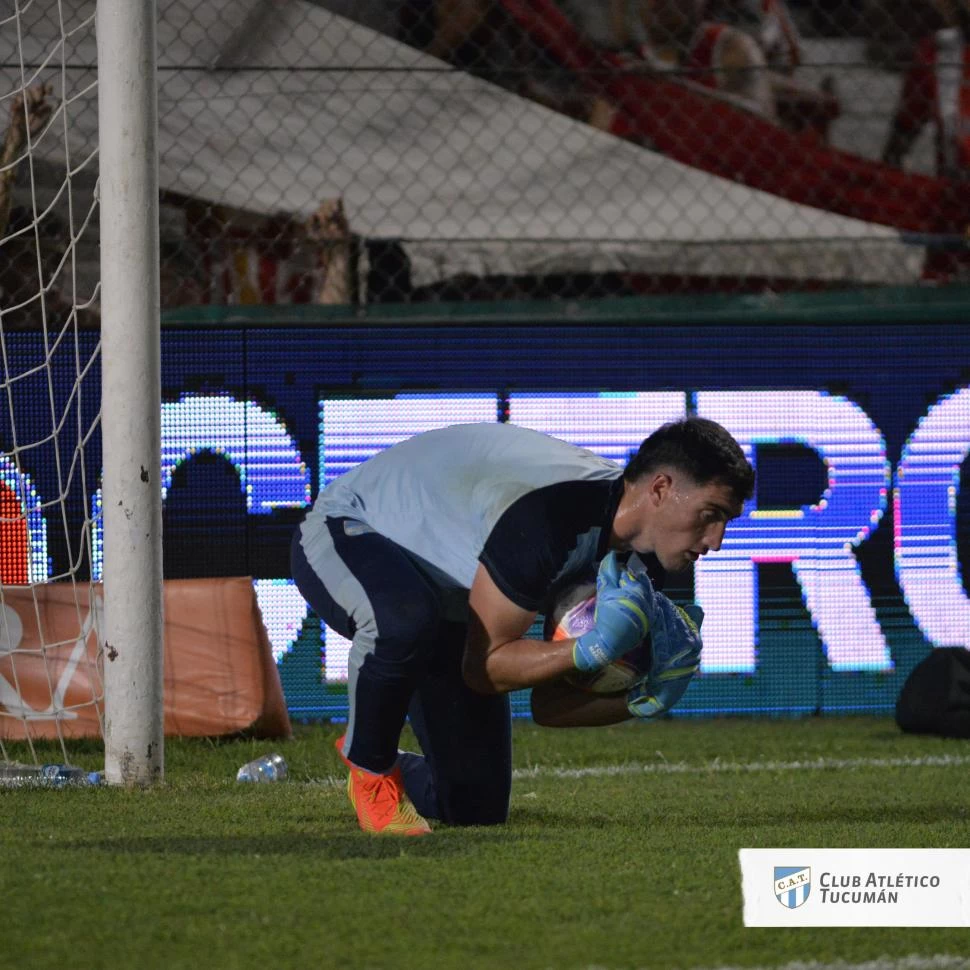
[3,0,970,316]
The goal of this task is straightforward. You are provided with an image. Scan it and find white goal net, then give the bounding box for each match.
[0,1,162,782]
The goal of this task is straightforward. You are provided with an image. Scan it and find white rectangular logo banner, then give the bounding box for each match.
[740,849,970,926]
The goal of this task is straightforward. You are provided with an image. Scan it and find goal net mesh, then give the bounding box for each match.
[0,1,103,765]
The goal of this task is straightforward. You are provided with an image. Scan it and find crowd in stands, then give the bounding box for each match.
[159,195,359,308]
[0,82,62,329]
[2,0,970,322]
[0,82,359,322]
[407,0,970,286]
[410,0,825,131]
[413,0,970,170]
[883,0,970,177]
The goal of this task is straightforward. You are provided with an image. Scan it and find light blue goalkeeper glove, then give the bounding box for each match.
[626,600,703,719]
[573,552,653,672]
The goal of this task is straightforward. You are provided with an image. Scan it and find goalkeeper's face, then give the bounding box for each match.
[614,472,742,572]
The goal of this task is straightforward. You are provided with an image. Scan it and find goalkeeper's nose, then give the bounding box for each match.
[703,521,727,554]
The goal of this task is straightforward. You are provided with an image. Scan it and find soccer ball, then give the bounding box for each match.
[543,578,652,695]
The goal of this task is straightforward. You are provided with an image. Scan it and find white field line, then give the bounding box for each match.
[675,959,970,970]
[512,752,970,782]
[310,753,970,789]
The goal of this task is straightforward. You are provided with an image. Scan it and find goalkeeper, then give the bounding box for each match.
[291,417,753,835]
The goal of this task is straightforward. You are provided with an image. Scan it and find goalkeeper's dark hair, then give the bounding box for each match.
[624,416,755,501]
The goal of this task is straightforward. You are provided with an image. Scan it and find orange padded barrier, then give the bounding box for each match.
[0,577,291,741]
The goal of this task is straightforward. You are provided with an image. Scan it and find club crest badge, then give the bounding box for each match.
[774,866,811,908]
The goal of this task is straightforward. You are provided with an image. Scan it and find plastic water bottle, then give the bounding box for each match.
[0,763,104,788]
[236,753,287,783]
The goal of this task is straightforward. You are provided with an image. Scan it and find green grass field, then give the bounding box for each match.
[2,717,970,970]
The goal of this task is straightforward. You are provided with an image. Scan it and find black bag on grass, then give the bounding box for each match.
[895,647,970,738]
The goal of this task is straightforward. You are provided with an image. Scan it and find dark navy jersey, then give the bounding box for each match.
[302,422,625,610]
[479,478,623,610]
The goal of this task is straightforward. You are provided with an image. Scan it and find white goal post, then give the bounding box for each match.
[97,0,164,785]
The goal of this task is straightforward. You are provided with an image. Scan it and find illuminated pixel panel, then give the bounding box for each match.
[5,323,970,720]
[319,394,499,489]
[93,393,312,572]
[319,394,498,682]
[0,456,47,583]
[895,386,970,647]
[697,391,891,673]
[507,392,685,464]
[159,394,310,512]
[90,393,312,662]
[156,394,311,661]
[254,578,310,664]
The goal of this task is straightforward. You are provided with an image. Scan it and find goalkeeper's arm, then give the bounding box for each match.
[528,658,699,727]
[530,680,633,728]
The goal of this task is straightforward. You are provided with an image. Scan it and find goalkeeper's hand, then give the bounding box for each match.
[573,552,654,672]
[626,599,703,719]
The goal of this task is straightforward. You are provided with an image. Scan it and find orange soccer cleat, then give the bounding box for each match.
[334,735,431,837]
